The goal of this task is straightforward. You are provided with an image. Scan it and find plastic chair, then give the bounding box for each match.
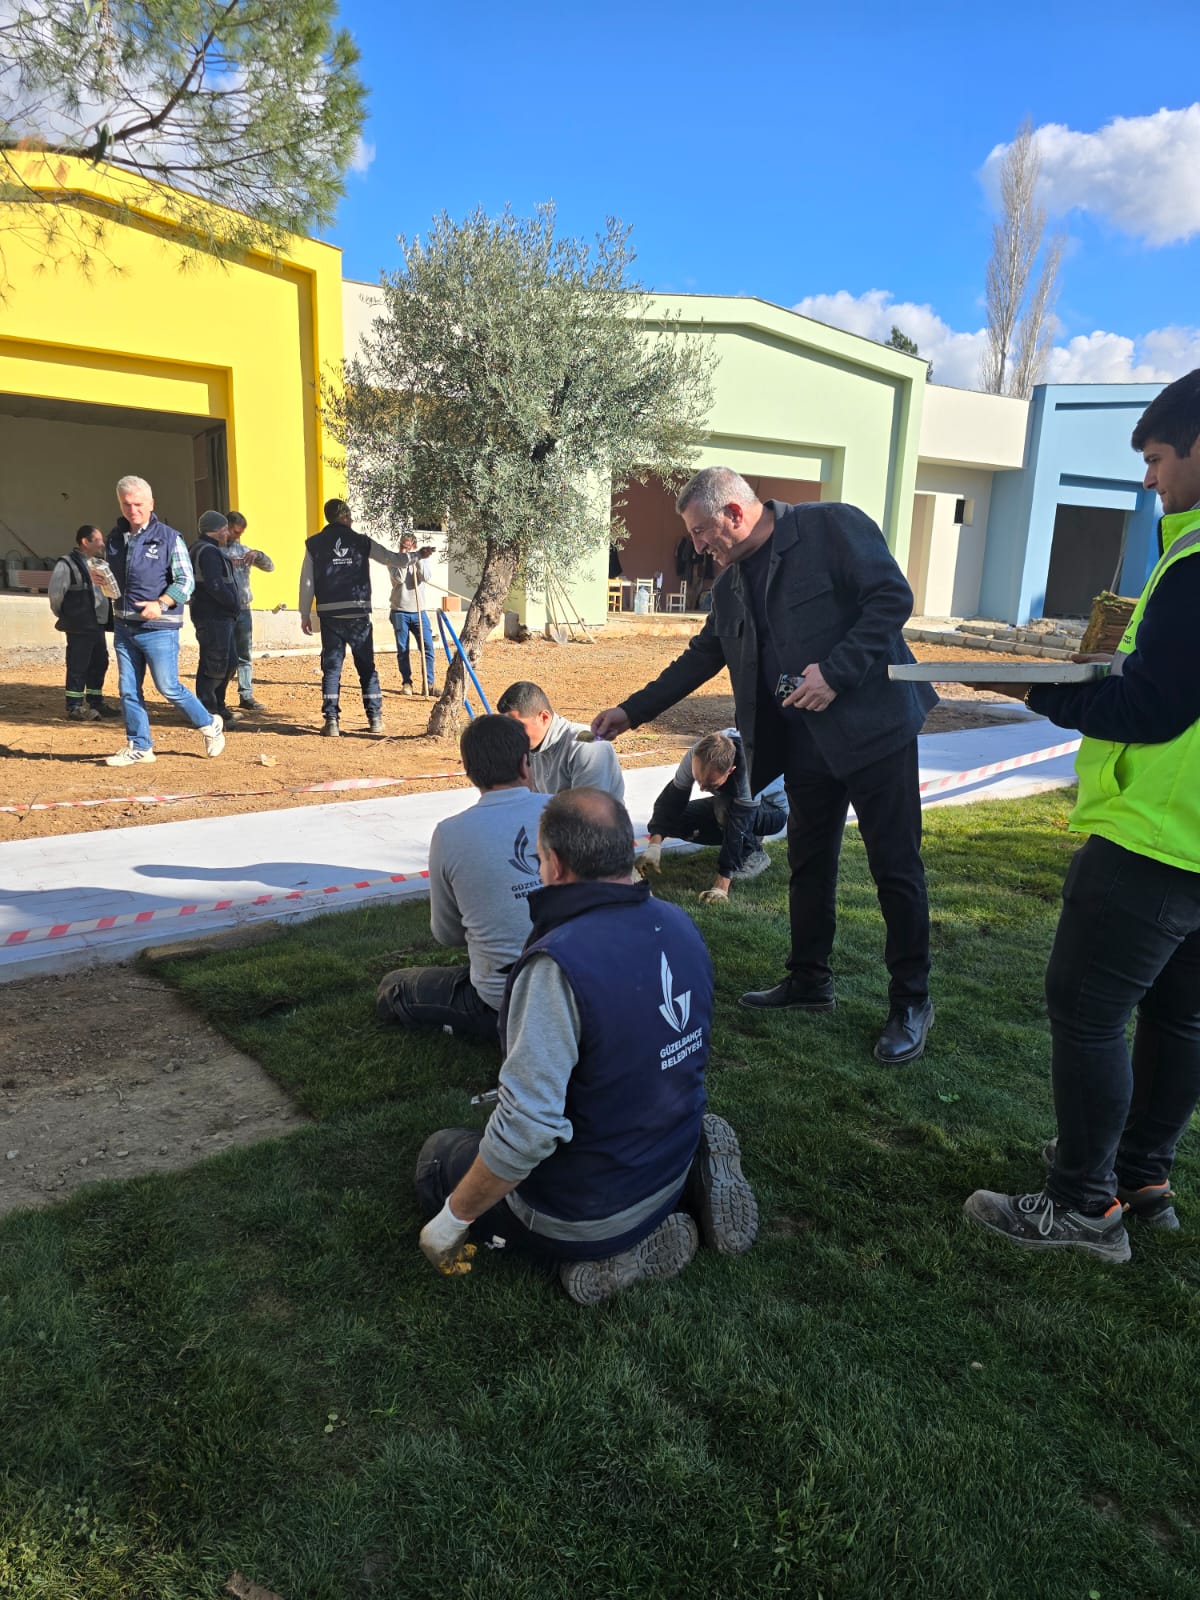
[664,583,688,613]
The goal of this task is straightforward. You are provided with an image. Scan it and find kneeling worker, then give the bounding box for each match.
[642,729,788,903]
[376,715,549,1039]
[415,787,759,1306]
[498,680,625,801]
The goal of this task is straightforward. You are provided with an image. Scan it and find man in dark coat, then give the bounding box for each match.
[48,524,119,720]
[592,466,936,1064]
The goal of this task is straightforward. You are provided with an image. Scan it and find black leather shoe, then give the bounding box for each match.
[739,978,836,1013]
[873,1000,934,1064]
[321,716,340,738]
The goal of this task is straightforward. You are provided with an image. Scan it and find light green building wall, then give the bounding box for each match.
[640,295,927,565]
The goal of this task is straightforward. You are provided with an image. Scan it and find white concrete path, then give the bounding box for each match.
[0,714,1079,982]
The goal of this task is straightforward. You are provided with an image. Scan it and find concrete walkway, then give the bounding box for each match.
[0,714,1079,982]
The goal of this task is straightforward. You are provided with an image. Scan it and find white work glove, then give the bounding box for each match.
[418,1197,476,1276]
[698,884,729,905]
[638,840,663,877]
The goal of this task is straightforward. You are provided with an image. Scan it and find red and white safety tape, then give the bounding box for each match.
[917,738,1080,796]
[0,741,1082,952]
[3,869,431,949]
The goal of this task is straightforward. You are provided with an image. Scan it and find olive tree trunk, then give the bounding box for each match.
[426,538,519,738]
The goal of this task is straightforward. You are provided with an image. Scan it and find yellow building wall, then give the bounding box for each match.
[0,157,345,609]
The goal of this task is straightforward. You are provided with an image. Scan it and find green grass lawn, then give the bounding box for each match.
[3,790,1199,1599]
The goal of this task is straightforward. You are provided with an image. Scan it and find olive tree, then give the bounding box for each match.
[326,204,715,735]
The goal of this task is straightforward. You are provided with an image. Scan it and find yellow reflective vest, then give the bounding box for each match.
[1069,505,1200,872]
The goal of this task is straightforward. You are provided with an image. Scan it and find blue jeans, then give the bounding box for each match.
[390,608,435,688]
[113,623,213,751]
[319,613,381,718]
[235,608,255,701]
[1045,836,1200,1212]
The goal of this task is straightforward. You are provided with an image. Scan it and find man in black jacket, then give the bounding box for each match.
[190,510,241,724]
[592,467,936,1064]
[48,524,119,720]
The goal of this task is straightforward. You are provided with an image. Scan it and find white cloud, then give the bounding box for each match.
[793,289,988,389]
[792,288,1200,389]
[350,135,376,176]
[981,105,1200,246]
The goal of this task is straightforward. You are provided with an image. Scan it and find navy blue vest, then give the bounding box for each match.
[499,879,711,1238]
[189,537,241,623]
[107,516,184,631]
[305,523,373,612]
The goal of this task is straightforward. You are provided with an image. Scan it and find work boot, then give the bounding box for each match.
[558,1213,699,1307]
[240,696,266,711]
[225,707,245,724]
[401,683,414,697]
[368,712,385,734]
[67,704,100,721]
[90,699,122,719]
[686,1114,759,1256]
[739,977,835,1013]
[964,1188,1130,1262]
[321,716,340,738]
[1042,1138,1180,1230]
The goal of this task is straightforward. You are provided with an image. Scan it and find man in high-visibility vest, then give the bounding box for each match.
[965,368,1200,1262]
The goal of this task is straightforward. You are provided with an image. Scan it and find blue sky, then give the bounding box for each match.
[330,0,1200,389]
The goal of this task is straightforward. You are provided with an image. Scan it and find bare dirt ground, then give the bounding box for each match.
[0,962,308,1218]
[0,630,1025,842]
[0,627,1027,1217]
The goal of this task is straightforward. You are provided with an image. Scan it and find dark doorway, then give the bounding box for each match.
[1043,504,1127,617]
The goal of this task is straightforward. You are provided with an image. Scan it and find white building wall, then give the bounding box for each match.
[910,463,998,617]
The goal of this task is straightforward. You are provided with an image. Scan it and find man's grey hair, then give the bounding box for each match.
[115,475,153,499]
[675,466,758,518]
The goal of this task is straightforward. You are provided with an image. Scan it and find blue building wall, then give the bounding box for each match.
[980,383,1164,623]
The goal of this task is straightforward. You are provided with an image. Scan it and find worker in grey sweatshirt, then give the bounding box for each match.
[376,715,549,1040]
[497,679,625,801]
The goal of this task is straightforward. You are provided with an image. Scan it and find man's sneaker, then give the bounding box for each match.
[558,1212,699,1307]
[400,683,414,697]
[963,1188,1131,1263]
[104,744,156,767]
[426,684,439,698]
[1042,1137,1180,1230]
[368,713,385,734]
[239,697,265,712]
[67,705,100,721]
[731,848,771,881]
[201,715,225,757]
[321,716,340,738]
[739,977,835,1012]
[686,1113,758,1255]
[91,700,122,719]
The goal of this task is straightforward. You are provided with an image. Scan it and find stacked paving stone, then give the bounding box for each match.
[903,618,1086,660]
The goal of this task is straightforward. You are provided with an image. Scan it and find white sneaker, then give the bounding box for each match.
[104,745,156,767]
[201,715,225,757]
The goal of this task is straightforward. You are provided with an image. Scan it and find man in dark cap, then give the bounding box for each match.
[190,510,242,728]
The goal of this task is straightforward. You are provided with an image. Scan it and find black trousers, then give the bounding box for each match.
[1045,836,1200,1212]
[194,616,237,717]
[319,613,381,719]
[784,735,929,1005]
[64,631,109,705]
[376,963,499,1041]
